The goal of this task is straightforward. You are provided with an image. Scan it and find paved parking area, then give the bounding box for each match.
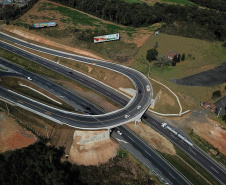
[171,62,226,86]
[214,95,226,115]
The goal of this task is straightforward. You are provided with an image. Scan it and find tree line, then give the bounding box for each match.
[188,0,226,12]
[0,0,38,24]
[49,0,226,41]
[0,141,154,185]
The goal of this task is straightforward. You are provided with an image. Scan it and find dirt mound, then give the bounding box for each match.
[127,122,176,155]
[0,112,37,152]
[69,130,119,165]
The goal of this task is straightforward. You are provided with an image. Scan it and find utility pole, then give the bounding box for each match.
[217,108,222,118]
[45,126,49,139]
[5,103,10,115]
[148,62,151,77]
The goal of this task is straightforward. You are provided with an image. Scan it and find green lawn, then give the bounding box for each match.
[161,0,195,5]
[36,2,136,36]
[132,33,226,110]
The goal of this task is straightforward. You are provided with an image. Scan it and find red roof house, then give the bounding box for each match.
[166,50,178,60]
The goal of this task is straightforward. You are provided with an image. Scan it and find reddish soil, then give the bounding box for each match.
[5,129,37,150]
[167,110,226,155]
[0,112,37,152]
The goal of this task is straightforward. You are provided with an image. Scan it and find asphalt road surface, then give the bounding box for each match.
[0,39,153,129]
[171,62,226,86]
[0,33,225,184]
[113,126,190,185]
[0,63,189,185]
[214,95,226,115]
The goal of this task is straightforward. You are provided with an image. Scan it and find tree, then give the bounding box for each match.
[173,55,177,63]
[181,53,185,61]
[212,90,221,99]
[177,54,181,62]
[172,61,176,66]
[155,54,169,68]
[146,48,158,62]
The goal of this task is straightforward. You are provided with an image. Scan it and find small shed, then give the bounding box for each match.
[166,50,178,60]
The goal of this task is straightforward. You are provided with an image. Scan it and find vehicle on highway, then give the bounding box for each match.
[177,134,193,147]
[125,114,130,118]
[137,105,141,109]
[146,85,150,92]
[161,122,167,128]
[27,77,32,81]
[138,90,142,94]
[69,71,73,74]
[117,130,122,135]
[163,123,193,147]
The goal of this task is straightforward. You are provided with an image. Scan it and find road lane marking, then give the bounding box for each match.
[145,150,152,157]
[211,167,219,173]
[116,138,128,144]
[127,135,135,142]
[169,173,175,179]
[190,150,196,155]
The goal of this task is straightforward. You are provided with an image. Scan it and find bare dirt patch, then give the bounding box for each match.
[166,110,226,155]
[0,112,37,152]
[69,130,119,165]
[127,122,176,155]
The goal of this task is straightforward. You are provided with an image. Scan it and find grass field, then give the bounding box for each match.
[161,0,195,5]
[0,77,76,112]
[0,48,109,111]
[12,1,140,63]
[189,131,226,166]
[132,33,226,113]
[159,145,221,185]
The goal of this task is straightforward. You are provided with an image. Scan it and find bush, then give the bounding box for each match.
[212,90,221,99]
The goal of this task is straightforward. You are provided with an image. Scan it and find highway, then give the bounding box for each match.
[0,32,225,184]
[0,60,189,185]
[0,37,153,129]
[113,126,190,185]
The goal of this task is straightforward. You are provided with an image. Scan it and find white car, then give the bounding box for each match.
[117,130,122,135]
[161,122,167,128]
[137,105,141,109]
[27,77,32,81]
[124,114,130,118]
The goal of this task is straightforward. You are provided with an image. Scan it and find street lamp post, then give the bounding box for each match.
[45,126,49,139]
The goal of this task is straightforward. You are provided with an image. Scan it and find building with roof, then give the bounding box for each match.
[166,50,178,60]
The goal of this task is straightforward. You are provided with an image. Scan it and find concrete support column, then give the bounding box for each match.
[134,118,141,127]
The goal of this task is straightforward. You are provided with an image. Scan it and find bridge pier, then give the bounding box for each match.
[134,118,141,127]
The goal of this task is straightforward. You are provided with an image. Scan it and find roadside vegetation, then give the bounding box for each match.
[189,130,226,166]
[12,1,138,63]
[159,144,221,185]
[133,33,226,114]
[0,48,112,112]
[129,121,221,185]
[49,0,226,41]
[0,140,157,185]
[0,0,225,183]
[0,77,76,112]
